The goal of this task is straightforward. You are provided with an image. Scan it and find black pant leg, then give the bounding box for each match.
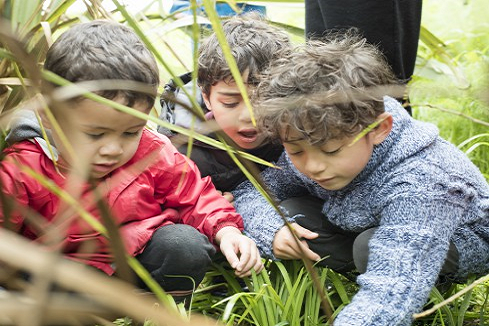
[135,224,216,293]
[305,0,421,82]
[305,0,326,38]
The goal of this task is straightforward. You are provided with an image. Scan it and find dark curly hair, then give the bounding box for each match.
[197,12,292,96]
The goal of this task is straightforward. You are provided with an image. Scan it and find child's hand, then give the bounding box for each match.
[273,223,320,262]
[215,226,264,277]
[216,190,235,206]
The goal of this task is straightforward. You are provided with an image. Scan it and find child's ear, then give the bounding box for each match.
[201,91,212,111]
[371,112,393,145]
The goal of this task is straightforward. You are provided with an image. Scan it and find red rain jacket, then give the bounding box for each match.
[0,129,243,274]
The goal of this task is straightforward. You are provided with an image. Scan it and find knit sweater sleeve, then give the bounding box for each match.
[334,178,474,326]
[232,152,310,258]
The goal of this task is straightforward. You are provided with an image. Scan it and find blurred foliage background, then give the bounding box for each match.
[0,0,488,325]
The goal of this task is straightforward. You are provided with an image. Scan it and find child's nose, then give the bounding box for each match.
[304,153,326,176]
[99,141,123,157]
[238,105,252,122]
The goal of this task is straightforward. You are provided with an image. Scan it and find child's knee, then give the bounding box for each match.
[352,228,377,274]
[279,195,324,222]
[153,224,216,263]
[136,224,216,291]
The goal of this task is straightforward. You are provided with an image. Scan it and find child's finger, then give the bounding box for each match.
[217,191,234,203]
[293,223,319,240]
[220,246,240,269]
[236,257,264,278]
[222,191,234,202]
[234,241,261,277]
[298,240,321,261]
[253,258,264,273]
[235,242,252,272]
[284,237,319,261]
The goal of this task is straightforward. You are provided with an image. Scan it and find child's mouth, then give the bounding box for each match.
[237,129,258,143]
[92,162,117,174]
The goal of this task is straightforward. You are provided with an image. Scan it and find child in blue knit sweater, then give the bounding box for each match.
[233,32,489,325]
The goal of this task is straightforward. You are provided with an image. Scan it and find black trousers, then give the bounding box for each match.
[305,0,423,114]
[305,0,422,83]
[135,224,216,295]
[280,196,359,274]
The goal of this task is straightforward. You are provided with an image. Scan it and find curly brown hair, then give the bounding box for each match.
[254,30,401,145]
[197,12,292,96]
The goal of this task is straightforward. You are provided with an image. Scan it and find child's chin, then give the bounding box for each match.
[317,179,350,191]
[235,138,266,150]
[90,170,112,179]
[236,143,259,150]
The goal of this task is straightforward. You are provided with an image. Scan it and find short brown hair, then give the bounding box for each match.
[44,20,159,109]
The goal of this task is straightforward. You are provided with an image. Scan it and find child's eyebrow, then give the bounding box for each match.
[82,123,147,131]
[283,137,305,143]
[216,91,242,96]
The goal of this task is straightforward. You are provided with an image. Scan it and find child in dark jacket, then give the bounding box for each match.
[158,13,288,193]
[233,32,489,325]
[0,19,263,303]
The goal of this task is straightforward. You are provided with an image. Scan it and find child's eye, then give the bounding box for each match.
[322,147,341,155]
[222,102,239,108]
[288,150,303,156]
[123,131,141,137]
[86,133,104,139]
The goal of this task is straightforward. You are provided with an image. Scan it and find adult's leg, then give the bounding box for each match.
[304,0,326,38]
[279,195,359,275]
[305,0,422,114]
[136,224,216,300]
[305,0,421,82]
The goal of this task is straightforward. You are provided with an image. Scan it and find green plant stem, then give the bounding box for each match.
[413,103,489,128]
[414,274,489,319]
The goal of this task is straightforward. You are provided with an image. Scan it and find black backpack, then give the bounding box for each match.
[157,72,209,137]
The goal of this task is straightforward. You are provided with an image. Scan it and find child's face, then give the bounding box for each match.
[202,74,267,150]
[45,97,149,179]
[282,129,379,191]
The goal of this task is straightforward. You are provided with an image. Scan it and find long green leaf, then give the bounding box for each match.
[11,0,43,35]
[201,0,255,126]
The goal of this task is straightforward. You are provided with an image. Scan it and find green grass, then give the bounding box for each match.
[411,0,489,180]
[189,261,489,326]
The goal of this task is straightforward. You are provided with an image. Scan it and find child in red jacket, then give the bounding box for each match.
[0,19,262,303]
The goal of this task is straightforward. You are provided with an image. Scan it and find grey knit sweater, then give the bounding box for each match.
[233,97,489,326]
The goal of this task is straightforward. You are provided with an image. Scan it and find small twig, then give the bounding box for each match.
[412,103,489,128]
[413,273,489,319]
